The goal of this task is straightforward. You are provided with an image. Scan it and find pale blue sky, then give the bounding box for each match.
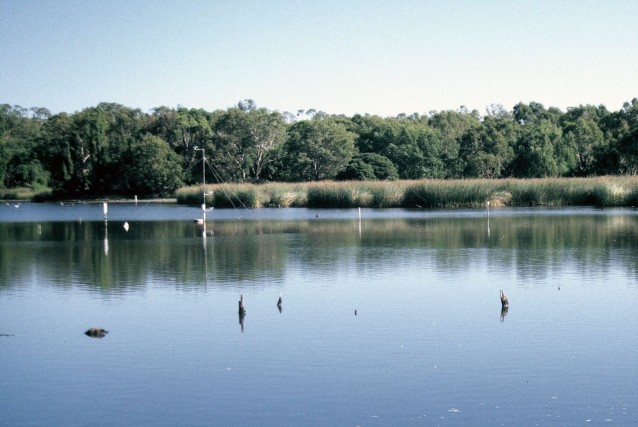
[1,0,637,116]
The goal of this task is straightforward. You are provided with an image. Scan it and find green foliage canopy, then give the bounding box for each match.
[1,98,638,198]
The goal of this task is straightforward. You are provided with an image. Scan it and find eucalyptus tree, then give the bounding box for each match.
[146,106,181,147]
[66,107,107,193]
[336,152,399,181]
[384,120,445,179]
[0,104,49,188]
[244,104,287,182]
[349,114,398,155]
[209,106,252,182]
[513,102,562,126]
[458,116,515,178]
[561,116,605,176]
[281,116,356,181]
[38,112,74,191]
[96,103,146,192]
[510,120,569,178]
[428,109,481,177]
[612,99,638,175]
[65,103,144,194]
[211,101,287,182]
[350,115,445,179]
[172,108,214,184]
[122,134,184,197]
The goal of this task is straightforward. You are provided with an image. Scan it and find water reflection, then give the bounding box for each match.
[238,293,246,333]
[238,311,245,333]
[1,213,638,293]
[2,207,638,425]
[500,305,509,322]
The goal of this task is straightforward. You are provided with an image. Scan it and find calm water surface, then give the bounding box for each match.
[1,203,637,425]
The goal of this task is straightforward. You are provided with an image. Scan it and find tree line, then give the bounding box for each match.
[1,98,637,197]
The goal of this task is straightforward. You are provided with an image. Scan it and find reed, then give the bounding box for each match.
[1,187,48,201]
[306,182,354,208]
[356,181,405,207]
[212,184,259,208]
[402,179,504,208]
[175,185,205,205]
[262,183,307,207]
[507,177,635,207]
[626,184,638,207]
[175,177,638,209]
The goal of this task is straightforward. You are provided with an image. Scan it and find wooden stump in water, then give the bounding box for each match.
[238,292,246,315]
[500,290,509,308]
[238,293,246,332]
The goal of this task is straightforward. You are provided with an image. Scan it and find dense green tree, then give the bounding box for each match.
[590,99,638,175]
[0,104,49,188]
[210,107,251,182]
[350,114,400,154]
[428,109,480,177]
[513,102,562,126]
[281,116,356,181]
[511,120,568,178]
[246,107,287,182]
[146,107,181,146]
[38,112,74,191]
[561,116,605,176]
[350,115,445,179]
[384,122,445,179]
[459,116,515,178]
[336,153,399,180]
[98,103,146,192]
[68,107,108,193]
[123,134,184,197]
[615,99,638,175]
[171,108,215,184]
[3,98,638,197]
[211,101,287,182]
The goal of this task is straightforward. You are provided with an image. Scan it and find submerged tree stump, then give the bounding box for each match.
[500,290,509,308]
[238,292,246,315]
[85,328,108,338]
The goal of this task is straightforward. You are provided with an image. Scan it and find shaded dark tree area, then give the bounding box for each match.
[1,99,637,197]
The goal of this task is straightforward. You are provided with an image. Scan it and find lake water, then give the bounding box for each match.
[1,202,637,425]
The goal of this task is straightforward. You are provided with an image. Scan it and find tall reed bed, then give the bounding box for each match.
[1,187,48,201]
[506,177,636,207]
[176,177,638,209]
[306,181,405,208]
[402,180,507,208]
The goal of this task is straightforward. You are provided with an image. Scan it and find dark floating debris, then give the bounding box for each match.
[85,328,108,338]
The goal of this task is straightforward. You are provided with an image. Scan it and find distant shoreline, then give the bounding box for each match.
[175,177,638,209]
[5,176,638,209]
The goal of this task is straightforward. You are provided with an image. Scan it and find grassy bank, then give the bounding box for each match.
[176,177,638,209]
[1,187,49,201]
